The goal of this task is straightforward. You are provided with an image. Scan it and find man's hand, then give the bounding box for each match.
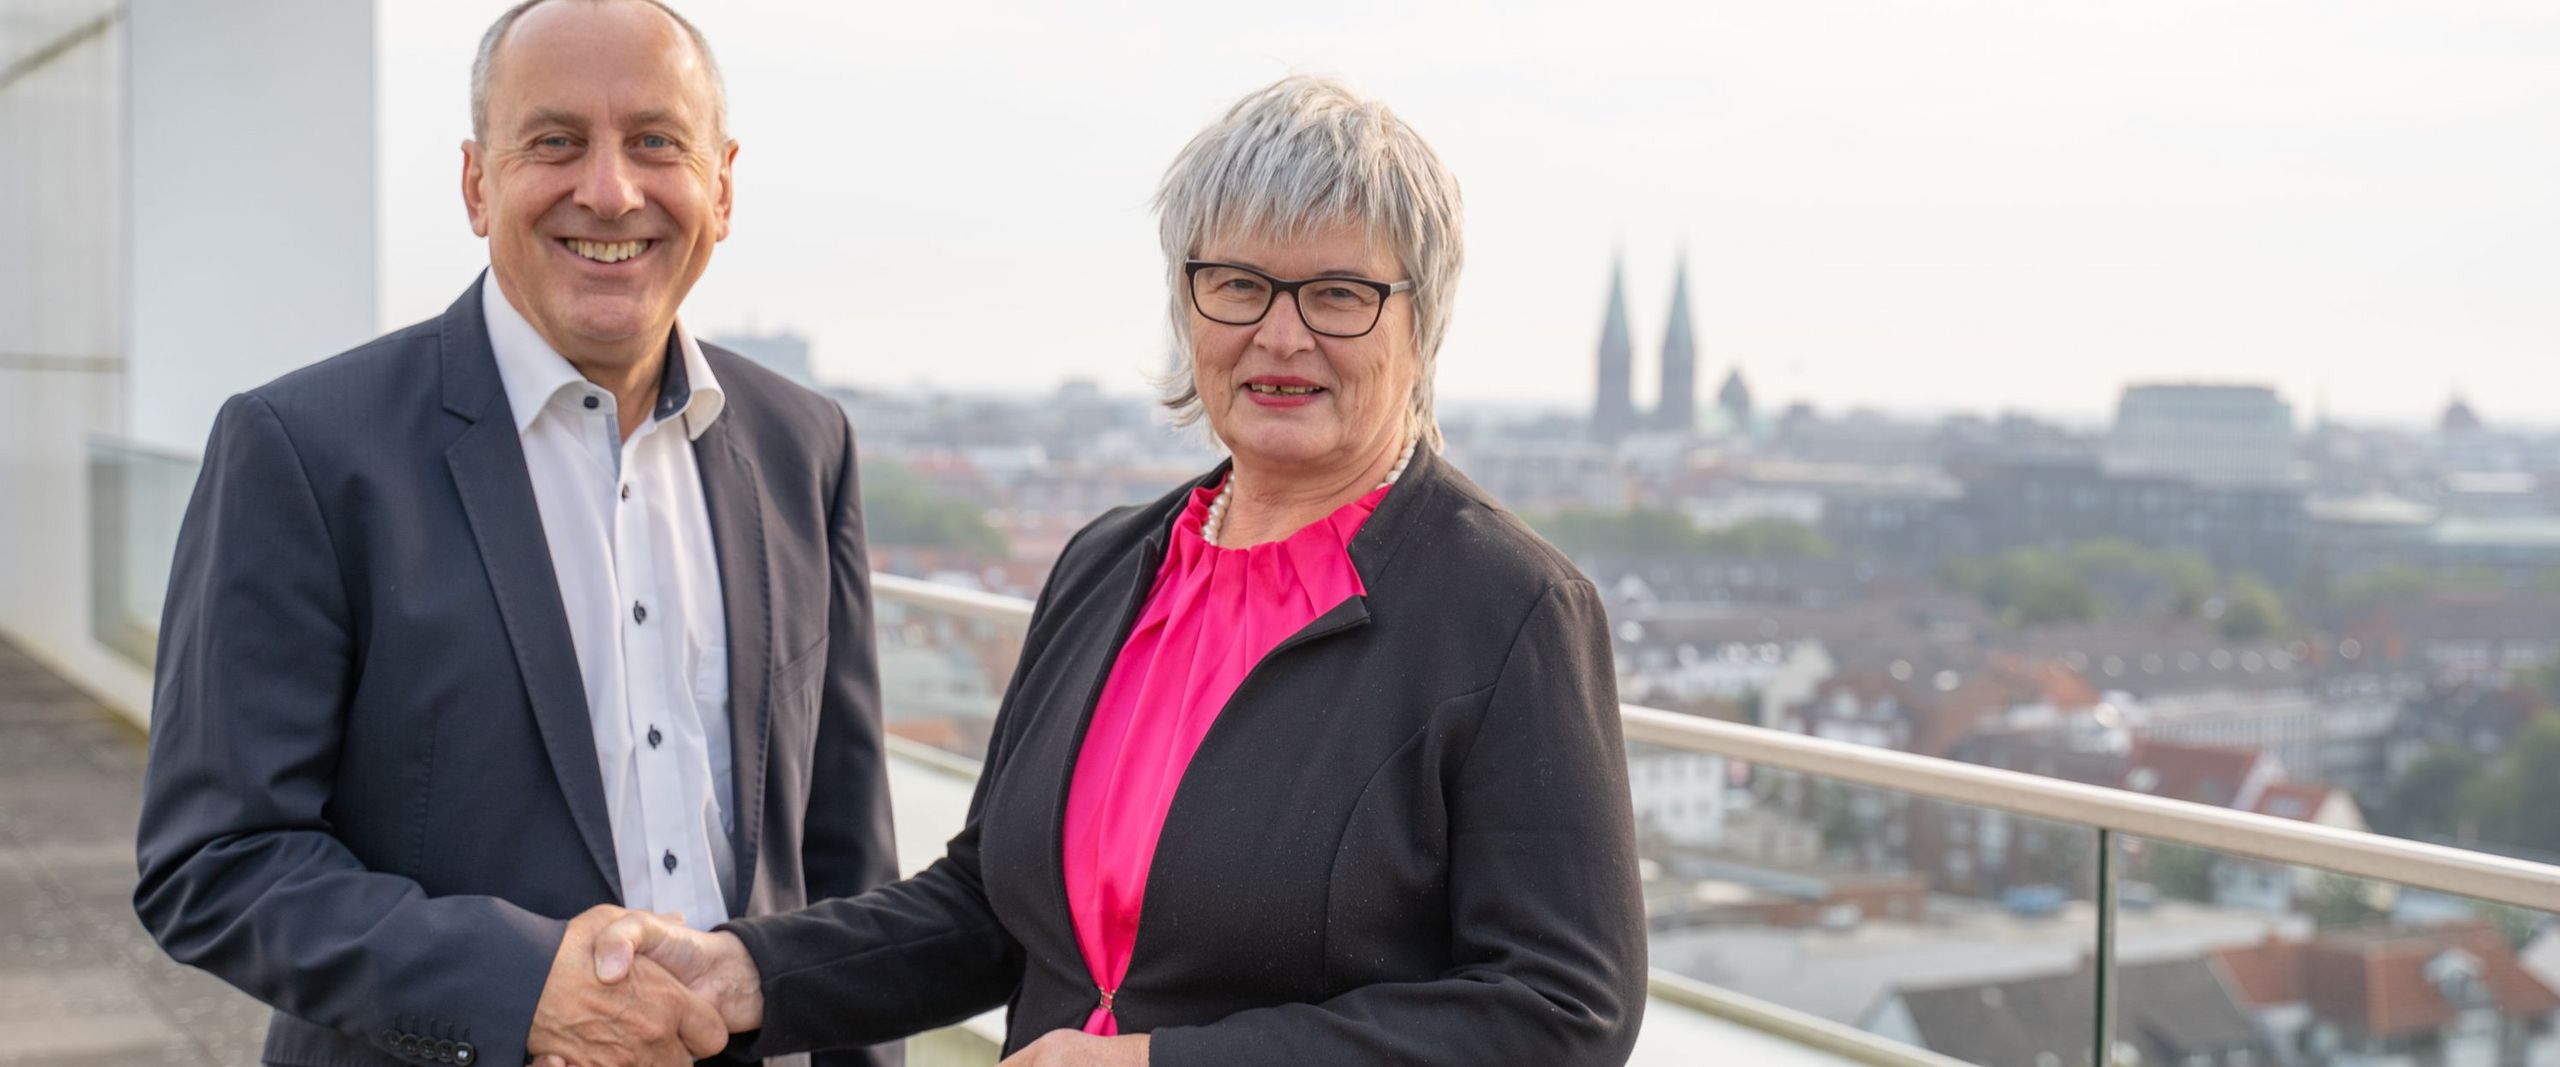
[526,905,728,1067]
[590,909,766,1034]
[998,1030,1150,1067]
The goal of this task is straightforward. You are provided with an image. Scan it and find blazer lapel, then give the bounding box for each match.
[693,416,772,912]
[437,279,624,899]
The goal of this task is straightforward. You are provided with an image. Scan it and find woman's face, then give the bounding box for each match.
[1189,219,1418,482]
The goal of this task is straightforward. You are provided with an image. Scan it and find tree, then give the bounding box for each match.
[2143,841,2216,904]
[1528,509,1832,559]
[2459,715,2560,857]
[859,460,1006,558]
[2070,540,2216,620]
[2383,746,2486,842]
[2302,872,2390,929]
[1975,549,2099,626]
[1697,517,1834,558]
[2214,573,2289,640]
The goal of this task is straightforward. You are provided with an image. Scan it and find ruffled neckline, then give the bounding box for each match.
[1167,475,1391,586]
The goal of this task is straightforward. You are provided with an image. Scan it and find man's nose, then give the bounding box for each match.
[573,147,643,220]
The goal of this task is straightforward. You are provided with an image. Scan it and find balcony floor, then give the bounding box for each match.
[0,637,268,1065]
[0,632,1866,1067]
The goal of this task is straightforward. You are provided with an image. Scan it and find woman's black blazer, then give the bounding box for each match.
[726,446,1646,1065]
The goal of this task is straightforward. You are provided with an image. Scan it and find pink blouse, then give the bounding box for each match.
[1058,476,1390,1034]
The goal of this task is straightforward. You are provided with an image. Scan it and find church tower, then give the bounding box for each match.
[1656,253,1697,434]
[1593,256,1636,440]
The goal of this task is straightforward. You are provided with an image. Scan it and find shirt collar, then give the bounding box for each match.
[481,269,727,441]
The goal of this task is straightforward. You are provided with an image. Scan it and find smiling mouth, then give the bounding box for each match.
[1245,383,1324,396]
[561,238,654,264]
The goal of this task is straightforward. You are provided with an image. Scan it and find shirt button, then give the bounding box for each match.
[582,395,600,410]
[632,602,647,624]
[663,851,679,873]
[647,726,663,748]
[620,484,631,500]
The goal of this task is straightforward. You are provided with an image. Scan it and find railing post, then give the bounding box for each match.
[2092,828,2119,1067]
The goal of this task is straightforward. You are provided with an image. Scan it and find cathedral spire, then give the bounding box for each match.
[1657,250,1697,435]
[1593,254,1635,440]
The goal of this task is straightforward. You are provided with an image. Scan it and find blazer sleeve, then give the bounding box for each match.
[718,524,1102,1055]
[132,394,567,1067]
[802,408,906,1067]
[1145,579,1649,1067]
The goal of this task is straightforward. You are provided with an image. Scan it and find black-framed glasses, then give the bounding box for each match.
[1184,260,1415,339]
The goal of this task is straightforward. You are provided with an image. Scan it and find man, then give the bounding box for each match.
[133,3,898,1065]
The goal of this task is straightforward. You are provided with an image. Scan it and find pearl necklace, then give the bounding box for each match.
[1202,438,1419,548]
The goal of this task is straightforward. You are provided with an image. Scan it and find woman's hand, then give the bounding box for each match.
[591,911,765,1034]
[998,1029,1150,1067]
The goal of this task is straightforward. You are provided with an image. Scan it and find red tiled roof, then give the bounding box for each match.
[2212,937,2306,1008]
[2302,937,2454,1037]
[2250,781,2334,822]
[2235,924,2560,1038]
[2123,739,2264,807]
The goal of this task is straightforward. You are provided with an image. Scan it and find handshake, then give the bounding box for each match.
[522,906,1152,1067]
[524,905,763,1067]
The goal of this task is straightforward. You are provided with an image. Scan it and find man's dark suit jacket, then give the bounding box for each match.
[133,279,898,1067]
[722,446,1648,1065]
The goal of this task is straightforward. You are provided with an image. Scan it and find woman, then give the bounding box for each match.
[582,75,1645,1067]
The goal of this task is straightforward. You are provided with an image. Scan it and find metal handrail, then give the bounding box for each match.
[873,574,2560,915]
[873,573,1034,627]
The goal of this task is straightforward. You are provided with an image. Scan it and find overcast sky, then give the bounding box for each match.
[375,1,2560,428]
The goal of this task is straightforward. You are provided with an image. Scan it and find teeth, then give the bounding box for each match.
[566,239,649,263]
[1247,383,1320,395]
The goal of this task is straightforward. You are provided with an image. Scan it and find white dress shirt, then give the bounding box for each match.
[483,275,737,930]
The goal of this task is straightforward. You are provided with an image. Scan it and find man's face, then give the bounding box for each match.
[462,0,733,365]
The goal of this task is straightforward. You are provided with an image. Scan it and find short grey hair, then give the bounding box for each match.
[470,0,728,142]
[1154,75,1465,452]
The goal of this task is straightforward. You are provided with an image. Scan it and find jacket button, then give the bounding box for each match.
[454,1042,476,1065]
[380,1029,401,1050]
[433,1038,454,1061]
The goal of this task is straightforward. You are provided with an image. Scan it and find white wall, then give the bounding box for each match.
[1,1,381,721]
[125,0,377,454]
[0,1,147,716]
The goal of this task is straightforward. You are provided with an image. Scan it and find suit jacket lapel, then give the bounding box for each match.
[693,415,772,913]
[437,278,624,899]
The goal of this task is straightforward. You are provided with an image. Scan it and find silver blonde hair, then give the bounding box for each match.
[471,0,728,142]
[1153,75,1464,452]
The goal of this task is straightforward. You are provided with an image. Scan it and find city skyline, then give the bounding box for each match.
[373,1,2560,427]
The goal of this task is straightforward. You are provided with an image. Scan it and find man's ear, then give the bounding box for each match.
[713,140,738,242]
[462,139,491,238]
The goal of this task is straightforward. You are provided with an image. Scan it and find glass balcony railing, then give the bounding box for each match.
[83,443,2560,1065]
[87,437,197,669]
[876,573,2560,1067]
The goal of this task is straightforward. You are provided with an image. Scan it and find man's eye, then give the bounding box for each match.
[538,136,575,150]
[639,135,672,150]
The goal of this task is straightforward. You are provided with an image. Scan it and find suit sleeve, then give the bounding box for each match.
[802,408,907,1067]
[718,523,1102,1055]
[1145,579,1649,1067]
[133,394,567,1067]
